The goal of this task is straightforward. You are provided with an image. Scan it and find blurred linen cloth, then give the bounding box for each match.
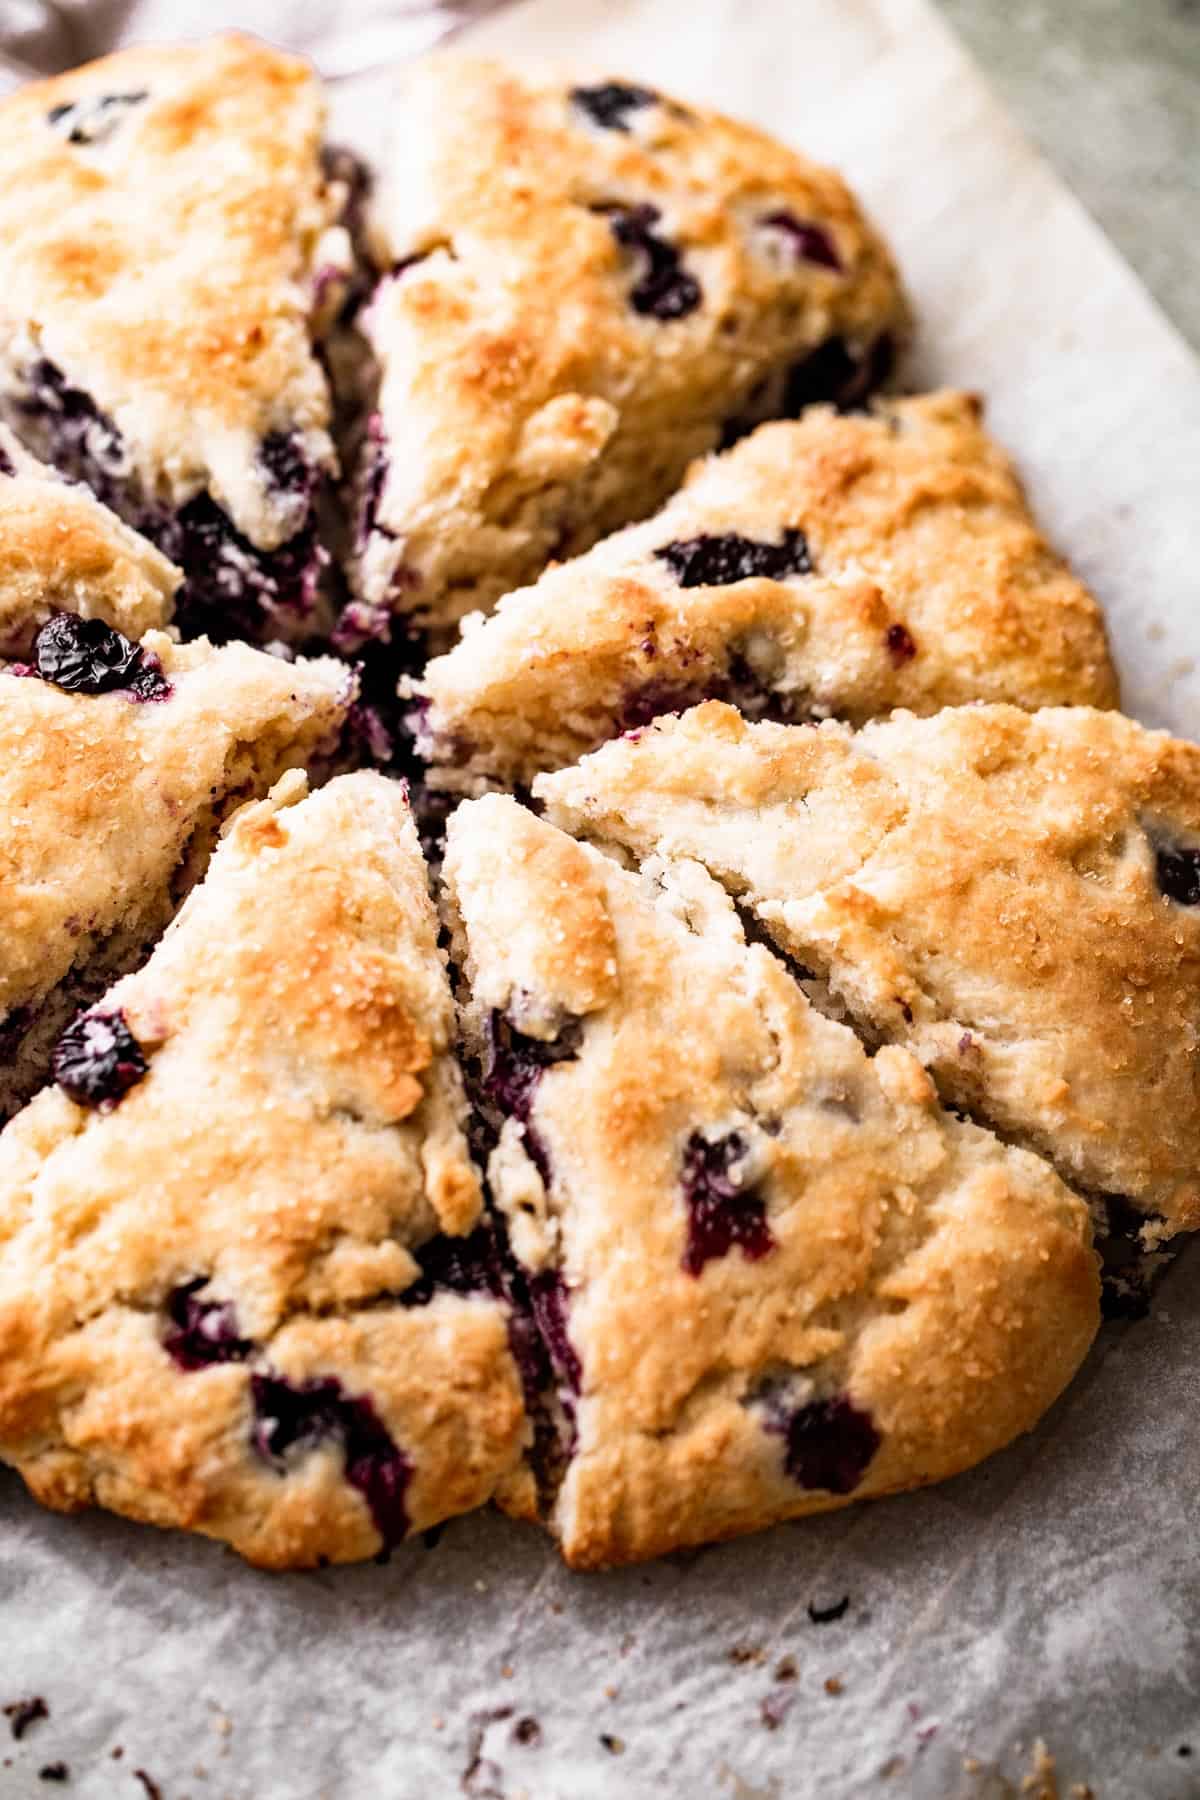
[0,0,515,84]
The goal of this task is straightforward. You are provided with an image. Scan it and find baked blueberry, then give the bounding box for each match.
[33,614,172,701]
[164,1281,254,1371]
[52,1008,147,1110]
[251,1374,413,1550]
[680,1130,774,1276]
[761,209,842,272]
[597,202,703,321]
[1155,841,1200,907]
[571,83,659,132]
[46,90,148,146]
[656,528,812,587]
[764,1394,881,1493]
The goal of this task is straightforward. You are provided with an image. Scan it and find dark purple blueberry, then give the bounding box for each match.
[656,528,812,588]
[1155,842,1200,907]
[258,431,314,499]
[163,1280,255,1371]
[400,1227,502,1307]
[884,622,917,664]
[484,1011,583,1124]
[0,443,14,477]
[19,359,125,493]
[784,333,895,416]
[53,1007,148,1110]
[33,614,171,700]
[571,82,658,132]
[761,210,843,272]
[764,1393,880,1493]
[251,1374,412,1550]
[619,677,711,732]
[594,202,702,321]
[357,415,393,548]
[150,493,326,644]
[47,89,148,146]
[528,1271,582,1396]
[680,1131,774,1276]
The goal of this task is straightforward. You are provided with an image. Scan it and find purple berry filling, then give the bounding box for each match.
[357,414,393,549]
[618,651,813,737]
[52,1007,148,1110]
[13,359,325,644]
[46,89,148,146]
[1155,842,1200,907]
[528,1270,582,1397]
[400,1227,502,1308]
[680,1130,774,1276]
[594,202,702,321]
[656,528,812,588]
[785,333,895,417]
[884,622,917,664]
[766,1394,881,1493]
[251,1373,412,1550]
[484,1011,583,1126]
[571,82,658,132]
[163,1280,255,1371]
[33,613,171,700]
[761,210,843,272]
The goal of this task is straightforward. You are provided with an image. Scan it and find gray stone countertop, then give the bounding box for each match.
[935,0,1200,349]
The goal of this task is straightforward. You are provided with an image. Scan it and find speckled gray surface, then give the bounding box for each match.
[936,0,1200,347]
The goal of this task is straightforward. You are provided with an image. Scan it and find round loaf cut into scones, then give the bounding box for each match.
[0,425,178,657]
[442,795,1099,1569]
[414,391,1117,788]
[0,34,360,643]
[0,773,528,1567]
[0,627,350,1123]
[349,55,909,635]
[537,702,1200,1244]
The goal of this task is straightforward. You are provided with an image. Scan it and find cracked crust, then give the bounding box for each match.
[416,391,1117,788]
[0,632,350,1120]
[538,701,1200,1239]
[0,424,178,657]
[355,54,908,629]
[0,773,527,1567]
[0,34,342,546]
[443,795,1098,1568]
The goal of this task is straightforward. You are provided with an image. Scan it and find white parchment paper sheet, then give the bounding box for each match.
[2,3,1199,1795]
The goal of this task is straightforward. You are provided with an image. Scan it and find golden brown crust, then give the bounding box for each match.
[0,34,339,544]
[444,796,1098,1568]
[417,391,1117,788]
[0,426,177,655]
[357,55,909,626]
[0,774,526,1567]
[0,632,349,1117]
[538,701,1200,1237]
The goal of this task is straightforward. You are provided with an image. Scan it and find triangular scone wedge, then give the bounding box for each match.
[351,55,908,633]
[0,424,178,657]
[443,796,1098,1569]
[0,773,528,1568]
[0,35,359,641]
[0,628,350,1120]
[415,392,1117,787]
[537,702,1200,1242]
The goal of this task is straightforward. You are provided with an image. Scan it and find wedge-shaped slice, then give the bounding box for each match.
[0,627,350,1120]
[0,34,358,641]
[416,392,1117,787]
[0,773,527,1567]
[352,55,908,633]
[538,702,1200,1242]
[443,796,1097,1568]
[0,424,178,657]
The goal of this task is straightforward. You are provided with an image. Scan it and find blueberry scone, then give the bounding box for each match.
[0,34,358,642]
[443,796,1098,1567]
[538,702,1200,1244]
[351,55,909,635]
[414,392,1117,788]
[0,424,178,658]
[0,773,527,1567]
[0,624,349,1121]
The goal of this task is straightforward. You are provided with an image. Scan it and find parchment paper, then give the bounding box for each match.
[2,3,1200,1795]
